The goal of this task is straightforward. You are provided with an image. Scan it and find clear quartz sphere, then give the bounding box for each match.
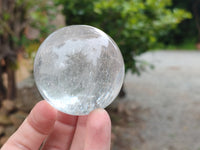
[34,25,124,115]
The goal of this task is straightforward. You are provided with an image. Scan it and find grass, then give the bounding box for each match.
[154,38,197,50]
[166,39,196,50]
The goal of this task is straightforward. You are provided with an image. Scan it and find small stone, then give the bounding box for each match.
[10,111,28,128]
[0,115,12,126]
[2,100,15,112]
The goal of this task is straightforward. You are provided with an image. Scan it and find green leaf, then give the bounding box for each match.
[3,13,10,21]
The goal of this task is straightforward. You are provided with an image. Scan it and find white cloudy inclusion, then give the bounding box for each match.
[34,25,124,115]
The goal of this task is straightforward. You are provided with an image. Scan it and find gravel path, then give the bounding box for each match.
[125,50,200,150]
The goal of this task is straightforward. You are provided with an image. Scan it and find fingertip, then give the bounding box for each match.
[88,108,111,126]
[85,108,111,150]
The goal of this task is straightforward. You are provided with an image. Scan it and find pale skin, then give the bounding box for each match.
[1,100,111,150]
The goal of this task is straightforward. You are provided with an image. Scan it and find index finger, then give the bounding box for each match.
[1,100,57,150]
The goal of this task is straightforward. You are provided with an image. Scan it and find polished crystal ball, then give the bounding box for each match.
[34,25,124,115]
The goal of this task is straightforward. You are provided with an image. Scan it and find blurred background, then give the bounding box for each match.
[0,0,200,149]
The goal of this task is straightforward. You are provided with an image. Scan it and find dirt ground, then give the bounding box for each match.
[125,50,200,150]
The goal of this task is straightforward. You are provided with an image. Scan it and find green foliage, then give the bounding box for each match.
[57,0,191,73]
[25,42,40,60]
[160,38,196,50]
[28,1,57,38]
[161,0,199,46]
[0,0,57,49]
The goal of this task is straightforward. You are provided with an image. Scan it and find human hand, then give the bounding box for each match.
[1,100,111,150]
